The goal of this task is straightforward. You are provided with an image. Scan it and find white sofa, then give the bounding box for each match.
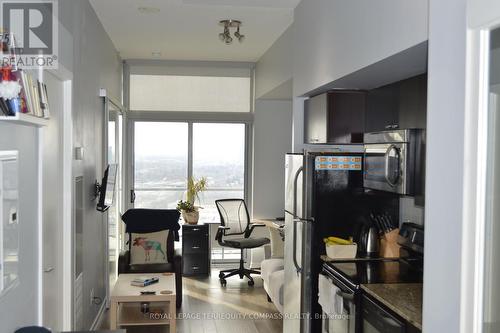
[260,227,285,313]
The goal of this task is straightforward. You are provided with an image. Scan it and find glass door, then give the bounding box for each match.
[193,123,246,261]
[130,121,247,262]
[132,122,189,209]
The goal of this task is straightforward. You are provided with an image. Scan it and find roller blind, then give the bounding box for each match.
[130,75,251,112]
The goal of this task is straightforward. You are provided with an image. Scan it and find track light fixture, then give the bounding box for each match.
[218,20,245,44]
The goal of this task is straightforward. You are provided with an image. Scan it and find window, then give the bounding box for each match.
[134,122,189,209]
[133,122,247,223]
[193,123,246,222]
[130,75,251,112]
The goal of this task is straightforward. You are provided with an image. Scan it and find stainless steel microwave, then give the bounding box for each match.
[364,129,425,195]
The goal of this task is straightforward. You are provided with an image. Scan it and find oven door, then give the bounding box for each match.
[364,143,408,194]
[362,295,405,333]
[319,271,358,333]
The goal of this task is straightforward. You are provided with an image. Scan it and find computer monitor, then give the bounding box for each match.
[97,164,117,212]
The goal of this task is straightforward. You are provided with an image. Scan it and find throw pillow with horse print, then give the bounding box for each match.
[130,230,169,265]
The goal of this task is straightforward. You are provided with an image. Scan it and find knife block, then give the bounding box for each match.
[380,228,400,258]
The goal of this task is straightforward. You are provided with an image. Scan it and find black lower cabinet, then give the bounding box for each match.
[182,224,210,276]
[361,294,421,333]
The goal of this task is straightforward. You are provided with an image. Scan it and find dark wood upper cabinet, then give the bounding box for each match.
[328,91,366,143]
[304,90,366,144]
[365,74,427,132]
[304,74,427,144]
[398,74,427,129]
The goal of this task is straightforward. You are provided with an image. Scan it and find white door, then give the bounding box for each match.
[463,1,500,332]
[42,71,65,330]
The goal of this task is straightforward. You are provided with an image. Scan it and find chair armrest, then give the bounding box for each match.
[118,251,130,274]
[215,226,231,242]
[245,223,266,238]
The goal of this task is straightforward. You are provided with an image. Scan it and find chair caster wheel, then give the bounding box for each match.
[220,278,227,287]
[248,280,254,286]
[219,272,225,279]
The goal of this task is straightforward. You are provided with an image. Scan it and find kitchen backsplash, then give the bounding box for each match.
[399,197,424,226]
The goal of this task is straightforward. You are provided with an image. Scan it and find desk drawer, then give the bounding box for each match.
[183,237,208,254]
[182,225,208,235]
[183,254,209,276]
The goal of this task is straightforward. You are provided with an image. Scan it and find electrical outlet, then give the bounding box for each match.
[90,288,94,306]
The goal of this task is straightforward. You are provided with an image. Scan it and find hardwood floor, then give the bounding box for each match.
[100,269,283,333]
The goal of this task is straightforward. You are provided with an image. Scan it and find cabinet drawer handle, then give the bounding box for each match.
[192,266,199,270]
[192,246,200,249]
[191,228,200,231]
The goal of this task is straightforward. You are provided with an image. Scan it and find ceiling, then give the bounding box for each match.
[89,0,299,62]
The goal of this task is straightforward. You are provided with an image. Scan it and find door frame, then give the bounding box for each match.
[461,1,500,332]
[100,90,125,309]
[40,64,73,330]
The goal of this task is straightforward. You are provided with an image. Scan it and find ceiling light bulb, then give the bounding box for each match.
[225,36,233,44]
[234,27,245,43]
[219,32,225,41]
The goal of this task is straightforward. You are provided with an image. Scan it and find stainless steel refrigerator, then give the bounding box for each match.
[284,148,366,333]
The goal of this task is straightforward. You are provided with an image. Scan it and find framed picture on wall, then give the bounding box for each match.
[0,151,19,295]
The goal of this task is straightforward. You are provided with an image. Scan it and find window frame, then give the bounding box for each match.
[128,117,253,214]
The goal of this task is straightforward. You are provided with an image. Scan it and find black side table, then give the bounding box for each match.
[182,223,210,276]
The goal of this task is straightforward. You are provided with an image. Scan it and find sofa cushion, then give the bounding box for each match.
[130,230,169,264]
[268,269,285,313]
[261,258,284,286]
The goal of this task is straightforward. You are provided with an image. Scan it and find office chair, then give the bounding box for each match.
[215,199,270,286]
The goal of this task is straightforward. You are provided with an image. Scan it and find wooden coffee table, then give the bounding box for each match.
[110,273,176,332]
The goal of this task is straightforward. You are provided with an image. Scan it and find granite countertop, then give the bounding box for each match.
[361,283,423,330]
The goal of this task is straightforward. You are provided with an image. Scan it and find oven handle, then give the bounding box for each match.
[384,144,400,187]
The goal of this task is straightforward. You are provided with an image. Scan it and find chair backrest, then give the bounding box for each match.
[15,327,51,333]
[215,199,250,236]
[121,209,181,263]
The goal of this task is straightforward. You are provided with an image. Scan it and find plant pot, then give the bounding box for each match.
[182,210,199,224]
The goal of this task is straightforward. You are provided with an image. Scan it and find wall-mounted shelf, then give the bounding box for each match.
[0,113,49,127]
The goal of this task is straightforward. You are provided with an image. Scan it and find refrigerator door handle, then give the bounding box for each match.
[292,166,304,276]
[292,166,303,216]
[293,218,302,275]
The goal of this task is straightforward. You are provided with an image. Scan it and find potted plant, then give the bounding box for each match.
[177,177,207,224]
[176,200,199,224]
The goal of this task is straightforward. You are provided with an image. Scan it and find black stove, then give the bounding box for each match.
[322,223,424,289]
[323,258,423,290]
[318,223,424,333]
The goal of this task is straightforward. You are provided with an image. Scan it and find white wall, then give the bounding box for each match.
[0,125,40,333]
[423,0,466,331]
[252,99,293,219]
[58,0,122,329]
[255,26,293,99]
[292,0,428,97]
